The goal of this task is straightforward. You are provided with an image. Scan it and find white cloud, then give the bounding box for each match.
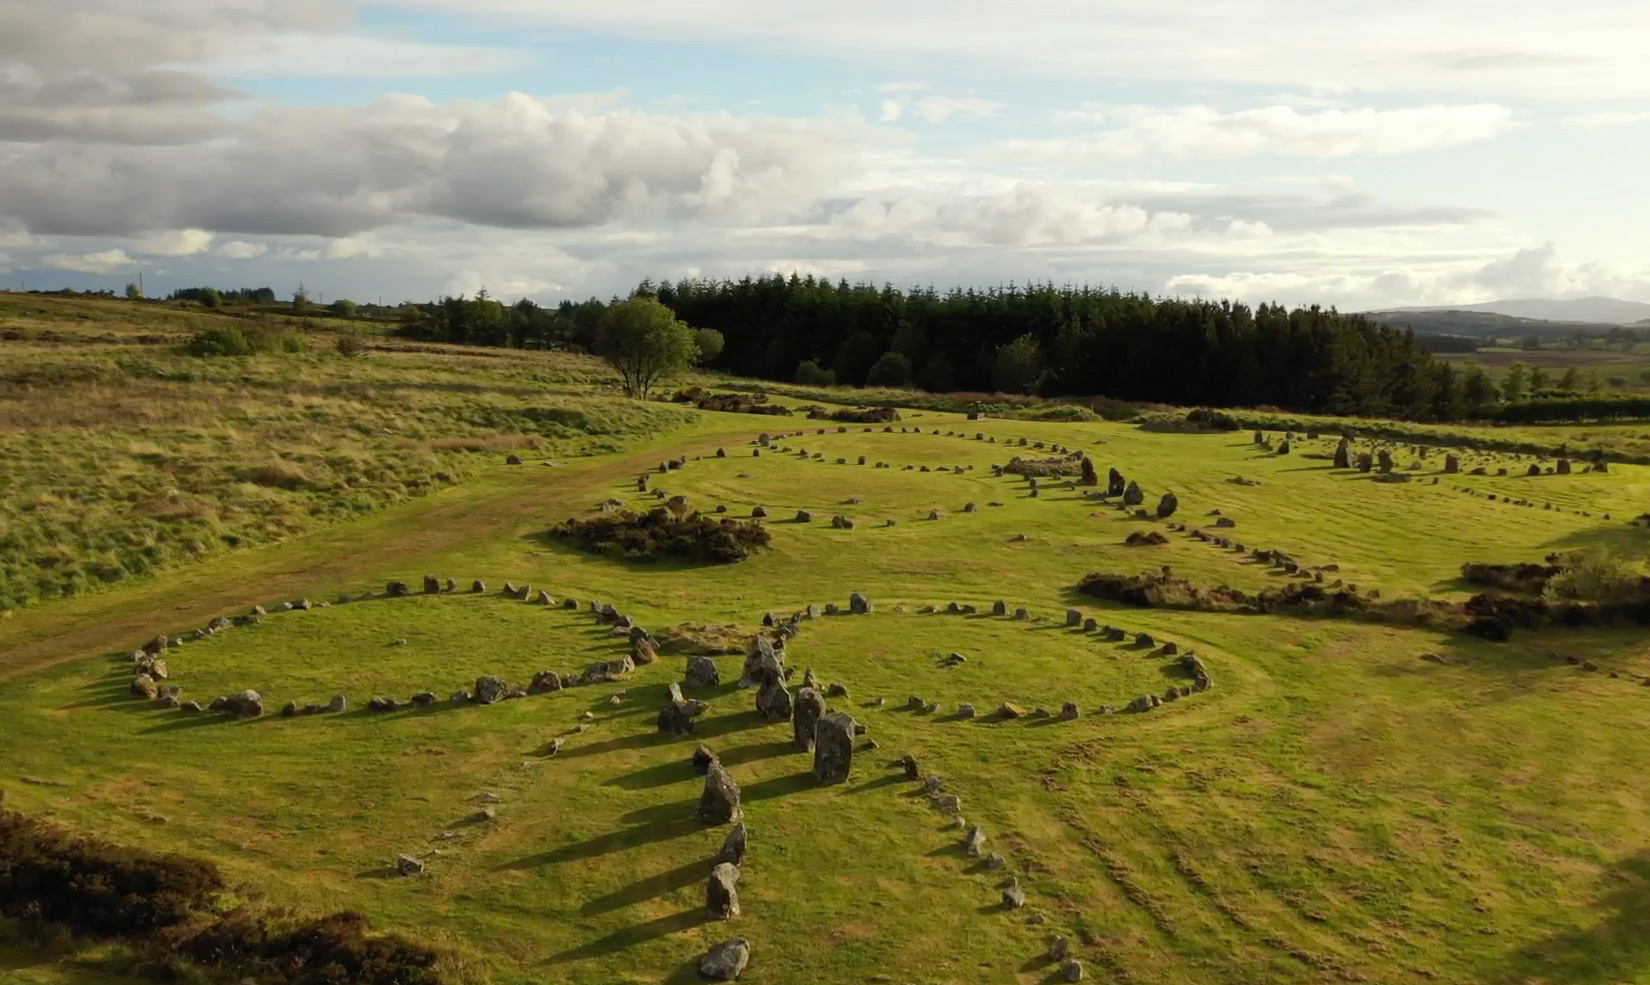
[217,240,268,259]
[878,99,903,123]
[39,248,135,273]
[992,104,1518,161]
[1561,110,1650,128]
[911,96,1003,124]
[203,32,519,79]
[131,228,214,256]
[393,0,1650,101]
[878,80,930,93]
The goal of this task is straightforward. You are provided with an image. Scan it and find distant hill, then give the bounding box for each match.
[1376,296,1650,325]
[1361,308,1602,341]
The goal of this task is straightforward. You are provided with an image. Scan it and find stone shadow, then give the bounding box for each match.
[579,856,712,916]
[540,910,713,967]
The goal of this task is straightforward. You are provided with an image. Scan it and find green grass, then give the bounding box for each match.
[8,301,1650,984]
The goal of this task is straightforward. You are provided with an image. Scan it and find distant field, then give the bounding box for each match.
[6,294,1650,985]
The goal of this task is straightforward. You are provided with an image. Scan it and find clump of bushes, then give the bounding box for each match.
[1460,561,1561,594]
[1184,407,1241,431]
[551,508,771,563]
[334,333,367,357]
[1543,551,1649,605]
[806,405,900,423]
[186,325,304,357]
[0,809,446,985]
[0,809,224,935]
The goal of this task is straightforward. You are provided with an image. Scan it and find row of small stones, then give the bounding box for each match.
[893,755,1087,981]
[1451,484,1613,519]
[125,577,659,718]
[888,601,1213,714]
[1178,528,1360,587]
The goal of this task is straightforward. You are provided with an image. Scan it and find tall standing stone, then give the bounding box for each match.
[813,711,856,784]
[1334,439,1352,469]
[792,688,827,751]
[1377,449,1394,474]
[1156,491,1178,519]
[1444,454,1460,474]
[1107,468,1126,498]
[756,678,793,722]
[698,762,742,823]
[1122,481,1144,507]
[707,862,741,919]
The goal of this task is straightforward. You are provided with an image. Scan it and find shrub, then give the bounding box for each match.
[1460,561,1560,594]
[795,360,836,386]
[335,333,367,357]
[807,405,900,423]
[551,509,771,563]
[0,809,225,936]
[1544,552,1649,605]
[187,325,304,357]
[164,908,443,985]
[865,351,913,387]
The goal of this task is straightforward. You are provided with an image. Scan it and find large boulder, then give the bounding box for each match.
[849,592,872,614]
[686,655,722,688]
[700,938,751,981]
[422,574,441,594]
[386,580,410,597]
[130,674,158,699]
[474,675,507,705]
[1122,480,1144,507]
[1156,491,1178,519]
[225,689,263,718]
[755,678,793,723]
[698,763,742,823]
[707,862,741,919]
[792,687,827,751]
[812,711,856,784]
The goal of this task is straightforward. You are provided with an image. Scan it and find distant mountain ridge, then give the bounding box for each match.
[1374,296,1650,325]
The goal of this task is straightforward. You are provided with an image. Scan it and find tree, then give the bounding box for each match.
[866,351,913,387]
[328,298,357,318]
[293,285,309,312]
[1529,366,1552,394]
[795,360,836,386]
[693,328,725,365]
[1501,361,1527,403]
[197,288,222,309]
[125,282,142,301]
[594,298,698,398]
[993,333,1045,394]
[1558,367,1580,392]
[1462,367,1497,413]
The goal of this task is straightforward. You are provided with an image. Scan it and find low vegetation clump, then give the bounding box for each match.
[158,908,445,985]
[1002,455,1078,477]
[186,324,305,357]
[0,808,225,935]
[1459,560,1562,593]
[550,509,772,563]
[1542,551,1650,605]
[669,386,794,415]
[806,405,901,423]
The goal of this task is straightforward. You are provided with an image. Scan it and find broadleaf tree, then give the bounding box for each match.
[596,298,698,398]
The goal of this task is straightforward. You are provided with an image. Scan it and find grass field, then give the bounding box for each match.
[6,295,1650,985]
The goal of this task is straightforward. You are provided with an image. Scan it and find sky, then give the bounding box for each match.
[2,0,1648,311]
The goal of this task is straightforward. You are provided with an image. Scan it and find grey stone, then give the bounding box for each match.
[793,688,827,751]
[958,703,976,719]
[964,825,986,857]
[396,854,424,876]
[718,822,747,865]
[708,862,741,919]
[849,592,872,614]
[1002,880,1026,909]
[756,679,793,723]
[1062,958,1084,981]
[698,762,742,823]
[813,711,856,784]
[686,655,722,688]
[700,938,750,981]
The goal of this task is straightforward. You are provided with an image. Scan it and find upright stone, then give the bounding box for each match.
[1123,481,1144,507]
[812,711,856,784]
[698,762,742,823]
[1334,438,1352,469]
[1377,449,1394,474]
[1107,468,1126,498]
[792,687,827,752]
[849,592,872,614]
[700,939,751,982]
[718,822,748,865]
[422,574,440,594]
[755,678,793,722]
[1156,491,1178,519]
[1444,454,1460,474]
[707,862,741,919]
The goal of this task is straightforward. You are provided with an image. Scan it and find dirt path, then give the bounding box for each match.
[0,432,738,681]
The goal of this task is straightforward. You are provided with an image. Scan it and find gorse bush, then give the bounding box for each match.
[1544,552,1649,605]
[187,325,304,357]
[162,908,444,985]
[0,809,225,935]
[551,509,772,563]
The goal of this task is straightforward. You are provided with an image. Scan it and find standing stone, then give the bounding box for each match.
[1253,429,1265,445]
[1377,449,1394,474]
[1156,491,1178,519]
[1356,452,1373,473]
[694,744,719,774]
[718,822,748,865]
[992,600,1008,616]
[1065,608,1082,627]
[328,695,347,713]
[1061,958,1084,982]
[755,678,793,722]
[793,688,827,752]
[1557,458,1572,475]
[1107,468,1126,498]
[1061,702,1079,720]
[700,938,750,981]
[812,711,856,784]
[386,580,410,597]
[1444,454,1460,474]
[658,682,708,736]
[686,655,721,688]
[1334,439,1352,469]
[1080,458,1098,486]
[742,635,785,687]
[1122,481,1143,507]
[698,763,742,823]
[707,863,741,919]
[849,592,872,614]
[422,574,440,594]
[964,825,986,857]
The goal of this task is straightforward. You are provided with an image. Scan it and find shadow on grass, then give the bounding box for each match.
[354,865,403,879]
[715,739,796,768]
[495,814,705,870]
[1493,851,1650,985]
[580,856,711,916]
[844,773,907,795]
[541,910,713,967]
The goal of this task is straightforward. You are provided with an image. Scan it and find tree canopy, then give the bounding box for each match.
[594,298,698,398]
